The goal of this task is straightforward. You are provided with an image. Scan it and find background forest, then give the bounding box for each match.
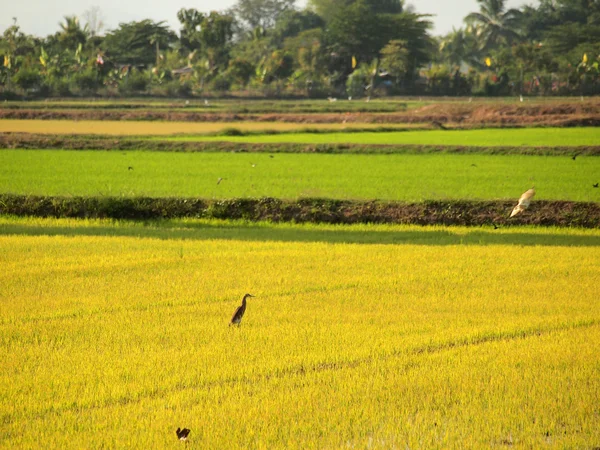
[1,0,599,98]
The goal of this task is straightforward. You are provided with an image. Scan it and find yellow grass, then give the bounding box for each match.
[0,120,419,136]
[1,217,599,448]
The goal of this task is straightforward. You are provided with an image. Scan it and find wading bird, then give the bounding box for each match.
[176,428,191,441]
[230,293,254,326]
[510,187,535,218]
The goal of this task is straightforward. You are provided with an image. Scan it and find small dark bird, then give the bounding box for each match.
[572,154,578,161]
[128,166,133,171]
[593,183,599,188]
[176,428,191,441]
[492,222,499,230]
[432,120,447,130]
[230,293,254,326]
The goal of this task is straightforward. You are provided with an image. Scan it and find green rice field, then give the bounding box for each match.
[166,127,600,147]
[1,149,598,201]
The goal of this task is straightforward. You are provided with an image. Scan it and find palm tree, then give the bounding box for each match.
[464,0,523,51]
[57,16,88,51]
[439,26,483,68]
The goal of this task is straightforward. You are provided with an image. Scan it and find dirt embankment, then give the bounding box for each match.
[2,133,599,155]
[1,194,598,228]
[1,103,599,126]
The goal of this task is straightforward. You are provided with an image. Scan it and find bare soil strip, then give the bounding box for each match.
[1,103,599,126]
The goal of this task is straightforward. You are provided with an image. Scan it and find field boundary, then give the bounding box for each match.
[1,102,599,127]
[1,194,599,227]
[2,133,599,155]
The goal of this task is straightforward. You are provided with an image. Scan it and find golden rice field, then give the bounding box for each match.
[0,119,420,136]
[1,217,599,448]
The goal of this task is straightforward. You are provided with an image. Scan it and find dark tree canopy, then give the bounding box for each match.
[233,0,297,30]
[102,20,177,66]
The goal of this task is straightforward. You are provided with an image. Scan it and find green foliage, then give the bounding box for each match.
[55,16,88,52]
[71,66,101,94]
[117,69,149,94]
[209,73,232,91]
[101,20,177,66]
[1,0,600,96]
[226,58,255,87]
[345,65,369,97]
[234,0,297,30]
[380,40,410,86]
[465,0,523,51]
[12,67,42,91]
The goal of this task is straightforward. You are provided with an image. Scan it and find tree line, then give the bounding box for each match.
[1,0,599,98]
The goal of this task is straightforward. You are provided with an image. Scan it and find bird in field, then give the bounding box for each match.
[230,293,254,326]
[572,154,578,161]
[176,427,191,441]
[593,183,599,188]
[128,166,133,171]
[492,222,499,230]
[510,187,535,218]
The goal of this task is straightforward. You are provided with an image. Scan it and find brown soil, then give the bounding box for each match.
[1,102,599,126]
[1,195,598,228]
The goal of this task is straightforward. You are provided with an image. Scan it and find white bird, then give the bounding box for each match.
[519,94,524,102]
[510,188,535,218]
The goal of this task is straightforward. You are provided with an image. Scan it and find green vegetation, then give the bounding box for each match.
[1,0,599,99]
[166,127,600,147]
[1,217,599,448]
[0,98,414,113]
[2,150,599,201]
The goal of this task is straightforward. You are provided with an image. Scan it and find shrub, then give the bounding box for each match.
[12,68,42,91]
[72,67,101,94]
[118,69,149,95]
[209,73,231,92]
[346,66,369,98]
